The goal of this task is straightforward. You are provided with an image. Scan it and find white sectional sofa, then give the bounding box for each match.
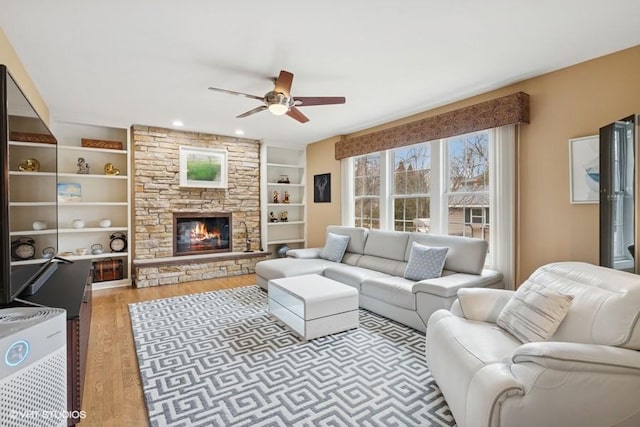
[256,226,503,331]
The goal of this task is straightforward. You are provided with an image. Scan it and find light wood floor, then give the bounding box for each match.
[81,274,256,427]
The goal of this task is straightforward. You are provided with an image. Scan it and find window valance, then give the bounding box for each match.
[335,91,529,160]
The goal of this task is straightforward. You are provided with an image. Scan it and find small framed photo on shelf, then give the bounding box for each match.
[57,182,82,202]
[179,146,228,189]
[314,173,331,203]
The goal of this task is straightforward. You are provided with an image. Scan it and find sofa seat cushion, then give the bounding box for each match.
[413,269,503,298]
[255,258,330,281]
[361,277,417,310]
[323,264,389,292]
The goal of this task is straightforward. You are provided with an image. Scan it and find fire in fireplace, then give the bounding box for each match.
[173,212,231,256]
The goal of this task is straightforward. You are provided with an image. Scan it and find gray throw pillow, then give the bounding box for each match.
[497,285,573,343]
[404,242,448,281]
[319,232,350,262]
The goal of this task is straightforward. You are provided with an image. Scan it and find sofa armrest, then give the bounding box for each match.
[457,288,514,323]
[412,269,503,298]
[513,342,640,373]
[466,363,524,427]
[286,248,322,259]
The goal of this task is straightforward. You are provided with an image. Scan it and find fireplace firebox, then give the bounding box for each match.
[173,212,231,256]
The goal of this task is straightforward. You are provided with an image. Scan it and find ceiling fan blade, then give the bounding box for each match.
[208,87,264,101]
[236,105,267,118]
[274,70,294,97]
[286,106,309,123]
[293,96,346,107]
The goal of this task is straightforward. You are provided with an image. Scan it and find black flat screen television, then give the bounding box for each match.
[0,65,58,305]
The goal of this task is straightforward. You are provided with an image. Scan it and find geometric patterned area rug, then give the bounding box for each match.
[129,285,456,427]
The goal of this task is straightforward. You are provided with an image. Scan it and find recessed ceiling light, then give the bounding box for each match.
[172,120,184,127]
[234,129,245,135]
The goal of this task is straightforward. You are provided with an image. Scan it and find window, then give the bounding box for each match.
[348,129,502,260]
[353,153,381,229]
[446,131,490,241]
[392,144,430,231]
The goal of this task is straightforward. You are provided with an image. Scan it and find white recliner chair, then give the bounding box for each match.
[426,262,640,427]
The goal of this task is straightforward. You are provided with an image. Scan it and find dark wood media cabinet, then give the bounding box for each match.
[20,259,92,426]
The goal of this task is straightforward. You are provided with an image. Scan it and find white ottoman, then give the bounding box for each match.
[268,274,359,340]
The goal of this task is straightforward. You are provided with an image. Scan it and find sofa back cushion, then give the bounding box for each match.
[327,226,369,255]
[405,233,488,275]
[350,230,410,275]
[364,230,410,261]
[523,262,640,350]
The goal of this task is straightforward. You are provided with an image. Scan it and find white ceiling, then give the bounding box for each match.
[2,1,640,148]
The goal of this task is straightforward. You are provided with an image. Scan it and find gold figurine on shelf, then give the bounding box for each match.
[283,191,290,203]
[104,162,120,175]
[273,191,279,203]
[18,158,40,172]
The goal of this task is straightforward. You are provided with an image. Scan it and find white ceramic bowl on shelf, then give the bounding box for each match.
[99,218,111,228]
[71,219,85,229]
[76,247,88,256]
[32,220,47,230]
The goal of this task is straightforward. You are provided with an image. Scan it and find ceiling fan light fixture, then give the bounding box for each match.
[266,92,292,116]
[268,103,289,116]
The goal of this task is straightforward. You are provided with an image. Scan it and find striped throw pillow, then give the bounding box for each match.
[497,285,573,343]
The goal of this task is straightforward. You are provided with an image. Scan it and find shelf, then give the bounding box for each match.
[9,171,57,177]
[91,278,131,289]
[267,221,305,226]
[266,162,304,169]
[58,227,128,234]
[267,182,304,187]
[10,258,52,266]
[56,252,129,261]
[268,239,306,245]
[58,145,127,155]
[267,203,304,207]
[58,202,127,207]
[10,229,57,236]
[9,141,57,149]
[58,173,128,180]
[10,202,57,206]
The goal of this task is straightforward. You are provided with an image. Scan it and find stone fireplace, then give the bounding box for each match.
[131,125,268,287]
[173,212,231,256]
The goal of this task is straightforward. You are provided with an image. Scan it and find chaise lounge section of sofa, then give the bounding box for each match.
[256,226,503,331]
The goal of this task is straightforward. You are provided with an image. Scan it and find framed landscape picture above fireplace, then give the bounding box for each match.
[179,146,228,188]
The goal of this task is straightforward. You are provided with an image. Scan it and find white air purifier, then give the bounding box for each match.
[0,307,67,427]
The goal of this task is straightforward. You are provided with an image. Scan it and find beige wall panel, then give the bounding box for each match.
[306,136,342,247]
[0,28,50,124]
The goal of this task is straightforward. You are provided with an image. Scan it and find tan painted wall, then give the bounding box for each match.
[306,136,343,247]
[306,44,640,283]
[0,28,50,125]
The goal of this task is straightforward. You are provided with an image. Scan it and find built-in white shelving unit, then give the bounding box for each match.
[8,140,58,263]
[53,122,131,288]
[261,145,306,257]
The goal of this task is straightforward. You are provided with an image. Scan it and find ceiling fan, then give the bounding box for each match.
[208,70,346,123]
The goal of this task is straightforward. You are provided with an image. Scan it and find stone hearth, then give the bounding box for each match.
[131,125,267,287]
